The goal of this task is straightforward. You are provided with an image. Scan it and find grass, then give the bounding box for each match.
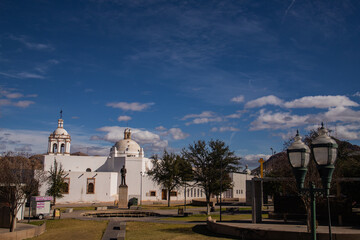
[27,220,45,226]
[126,222,237,240]
[27,219,108,240]
[58,206,96,212]
[163,213,269,222]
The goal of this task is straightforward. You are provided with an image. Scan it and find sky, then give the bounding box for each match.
[1,0,360,169]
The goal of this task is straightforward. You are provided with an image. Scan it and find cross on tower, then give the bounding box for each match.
[60,110,63,119]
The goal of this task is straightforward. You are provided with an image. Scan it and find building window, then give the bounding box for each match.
[86,168,91,172]
[241,189,243,194]
[87,178,95,194]
[187,188,190,197]
[150,191,156,197]
[201,190,203,197]
[197,189,199,197]
[53,143,57,153]
[191,188,193,197]
[170,191,177,197]
[60,143,65,153]
[62,178,70,194]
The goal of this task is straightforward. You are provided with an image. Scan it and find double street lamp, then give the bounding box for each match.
[287,123,338,240]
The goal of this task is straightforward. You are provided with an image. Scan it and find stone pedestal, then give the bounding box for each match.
[118,185,128,209]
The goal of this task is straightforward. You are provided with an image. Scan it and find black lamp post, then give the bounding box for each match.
[287,124,337,240]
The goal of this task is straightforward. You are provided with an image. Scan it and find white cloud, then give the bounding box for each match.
[95,126,168,152]
[0,129,49,154]
[71,144,110,156]
[182,111,223,125]
[231,95,245,103]
[106,102,154,111]
[185,117,223,126]
[167,128,189,140]
[226,111,242,119]
[117,115,132,122]
[334,124,360,140]
[211,127,240,132]
[323,106,360,123]
[242,154,271,162]
[245,95,359,110]
[182,111,215,120]
[284,95,359,109]
[9,35,54,51]
[17,72,45,79]
[13,100,34,108]
[155,126,166,131]
[353,92,360,97]
[250,109,310,130]
[5,93,23,99]
[0,99,12,106]
[245,95,284,108]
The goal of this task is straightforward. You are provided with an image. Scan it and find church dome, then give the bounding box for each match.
[53,127,69,136]
[114,139,141,153]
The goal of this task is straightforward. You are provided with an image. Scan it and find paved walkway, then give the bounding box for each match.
[0,223,37,234]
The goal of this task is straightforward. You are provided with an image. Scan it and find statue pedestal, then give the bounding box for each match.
[118,184,128,209]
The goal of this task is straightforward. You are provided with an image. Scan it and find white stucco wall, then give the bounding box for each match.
[231,172,253,200]
[43,155,108,172]
[39,171,118,204]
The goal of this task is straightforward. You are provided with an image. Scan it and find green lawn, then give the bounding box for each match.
[126,222,236,240]
[58,206,96,212]
[163,213,268,222]
[27,219,108,240]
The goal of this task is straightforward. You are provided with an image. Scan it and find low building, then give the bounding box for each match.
[39,117,252,204]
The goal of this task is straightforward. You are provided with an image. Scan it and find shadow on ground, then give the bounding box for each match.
[191,224,237,239]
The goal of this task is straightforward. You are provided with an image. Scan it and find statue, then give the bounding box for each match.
[120,165,127,186]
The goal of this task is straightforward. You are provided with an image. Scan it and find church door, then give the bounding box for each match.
[161,189,167,200]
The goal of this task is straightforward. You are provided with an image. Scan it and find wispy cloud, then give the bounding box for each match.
[117,115,131,122]
[231,95,245,103]
[211,127,240,132]
[9,35,54,51]
[107,102,154,111]
[246,95,359,109]
[0,71,44,79]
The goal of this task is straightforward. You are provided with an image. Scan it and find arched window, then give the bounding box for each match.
[60,143,65,153]
[53,143,58,153]
[87,178,95,194]
[62,178,70,194]
[86,168,91,172]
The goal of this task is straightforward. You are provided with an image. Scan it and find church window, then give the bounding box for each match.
[62,178,70,194]
[201,190,203,197]
[170,191,177,197]
[86,168,91,172]
[241,189,243,194]
[60,143,65,153]
[150,191,156,197]
[187,188,190,197]
[191,189,193,197]
[53,143,57,153]
[197,189,199,197]
[87,178,95,194]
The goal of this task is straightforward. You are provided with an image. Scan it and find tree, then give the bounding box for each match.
[182,140,241,215]
[147,150,184,207]
[46,159,66,205]
[0,153,43,232]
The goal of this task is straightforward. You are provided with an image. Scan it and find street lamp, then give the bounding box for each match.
[287,124,337,240]
[140,171,143,206]
[311,123,338,240]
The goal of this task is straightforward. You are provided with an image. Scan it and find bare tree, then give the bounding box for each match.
[0,153,44,232]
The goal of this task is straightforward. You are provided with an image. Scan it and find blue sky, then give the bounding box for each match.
[1,0,360,168]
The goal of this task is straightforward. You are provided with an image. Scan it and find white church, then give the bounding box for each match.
[39,117,252,204]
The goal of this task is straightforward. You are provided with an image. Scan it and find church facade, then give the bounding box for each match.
[39,117,252,204]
